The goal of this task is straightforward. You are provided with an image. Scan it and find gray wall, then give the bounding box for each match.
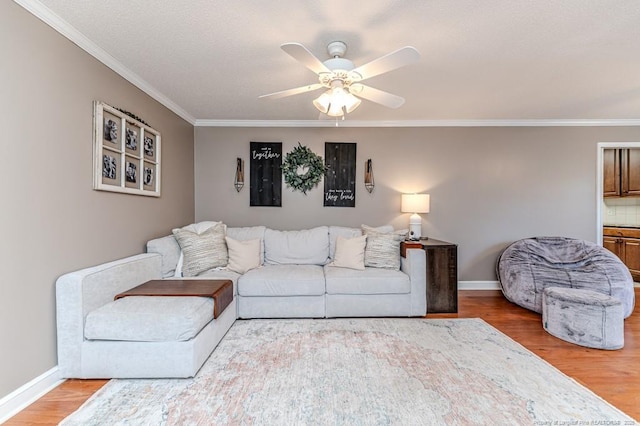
[0,3,195,398]
[195,126,640,281]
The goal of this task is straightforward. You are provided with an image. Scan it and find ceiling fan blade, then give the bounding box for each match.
[259,83,324,100]
[350,84,405,109]
[281,43,331,75]
[352,46,420,80]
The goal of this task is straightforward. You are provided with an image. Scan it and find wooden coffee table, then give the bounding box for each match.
[115,279,233,318]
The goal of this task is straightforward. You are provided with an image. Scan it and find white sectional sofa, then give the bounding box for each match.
[56,223,426,379]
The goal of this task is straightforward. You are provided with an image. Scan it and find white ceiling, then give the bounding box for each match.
[23,0,640,124]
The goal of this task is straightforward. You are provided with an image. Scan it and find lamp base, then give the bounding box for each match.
[409,214,422,240]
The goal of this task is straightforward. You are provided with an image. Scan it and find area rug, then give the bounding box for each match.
[61,318,635,425]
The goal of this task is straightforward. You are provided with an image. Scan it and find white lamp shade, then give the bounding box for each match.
[401,193,430,214]
[313,91,332,113]
[326,100,344,117]
[339,90,361,113]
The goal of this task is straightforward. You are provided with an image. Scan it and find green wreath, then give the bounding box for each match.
[282,143,327,194]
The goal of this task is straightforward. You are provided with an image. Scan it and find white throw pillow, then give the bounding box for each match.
[172,222,228,277]
[329,235,367,270]
[361,224,407,270]
[225,237,261,274]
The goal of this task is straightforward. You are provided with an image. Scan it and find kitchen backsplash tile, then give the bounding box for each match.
[603,197,640,227]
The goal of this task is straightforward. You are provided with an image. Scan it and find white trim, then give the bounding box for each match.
[597,144,605,246]
[458,281,501,290]
[13,0,196,125]
[194,118,640,128]
[0,367,63,424]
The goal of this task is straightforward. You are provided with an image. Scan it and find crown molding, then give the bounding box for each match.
[15,0,196,125]
[194,118,640,128]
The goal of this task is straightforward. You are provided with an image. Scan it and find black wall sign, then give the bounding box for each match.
[250,142,282,207]
[324,142,356,207]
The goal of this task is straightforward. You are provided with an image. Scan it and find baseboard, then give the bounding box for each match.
[460,281,640,290]
[459,281,501,290]
[0,366,63,424]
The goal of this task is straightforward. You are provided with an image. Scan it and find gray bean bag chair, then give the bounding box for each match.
[497,237,635,318]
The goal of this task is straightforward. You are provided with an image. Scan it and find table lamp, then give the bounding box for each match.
[401,193,430,240]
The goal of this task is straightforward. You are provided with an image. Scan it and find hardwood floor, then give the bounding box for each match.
[5,289,640,424]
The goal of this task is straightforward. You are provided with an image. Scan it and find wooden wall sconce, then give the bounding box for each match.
[364,159,375,193]
[234,158,244,192]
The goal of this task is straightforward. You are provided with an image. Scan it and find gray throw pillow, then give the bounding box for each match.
[362,225,407,270]
[172,223,228,277]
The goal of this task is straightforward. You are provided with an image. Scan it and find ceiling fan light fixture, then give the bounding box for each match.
[326,100,344,117]
[343,91,361,113]
[313,91,332,113]
[313,87,361,117]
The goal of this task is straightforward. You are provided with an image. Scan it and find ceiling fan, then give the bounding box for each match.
[259,41,420,118]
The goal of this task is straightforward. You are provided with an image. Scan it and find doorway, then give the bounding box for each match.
[596,142,640,245]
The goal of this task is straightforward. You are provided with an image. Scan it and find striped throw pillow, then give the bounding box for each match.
[172,223,228,277]
[362,225,407,270]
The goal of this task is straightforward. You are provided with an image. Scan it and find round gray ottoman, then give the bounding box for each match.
[542,287,624,350]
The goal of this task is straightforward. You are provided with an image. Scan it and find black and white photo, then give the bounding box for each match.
[143,167,154,186]
[126,128,138,150]
[125,161,137,183]
[102,154,116,179]
[104,119,118,143]
[144,136,154,157]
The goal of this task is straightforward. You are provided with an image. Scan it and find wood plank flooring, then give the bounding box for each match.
[5,289,640,424]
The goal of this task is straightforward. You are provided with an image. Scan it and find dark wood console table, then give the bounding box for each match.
[115,279,233,318]
[401,239,458,313]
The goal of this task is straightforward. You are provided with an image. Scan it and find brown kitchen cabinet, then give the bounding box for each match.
[603,226,640,281]
[603,148,640,197]
[401,239,458,313]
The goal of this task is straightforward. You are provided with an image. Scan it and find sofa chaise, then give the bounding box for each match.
[56,222,426,379]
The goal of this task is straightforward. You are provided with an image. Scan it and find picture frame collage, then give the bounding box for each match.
[93,101,161,197]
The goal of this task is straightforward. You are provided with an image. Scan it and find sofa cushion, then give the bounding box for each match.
[84,296,214,342]
[173,223,228,277]
[227,226,266,241]
[329,235,366,270]
[264,226,329,265]
[146,235,181,278]
[225,237,261,274]
[362,225,406,270]
[324,265,411,294]
[238,264,325,296]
